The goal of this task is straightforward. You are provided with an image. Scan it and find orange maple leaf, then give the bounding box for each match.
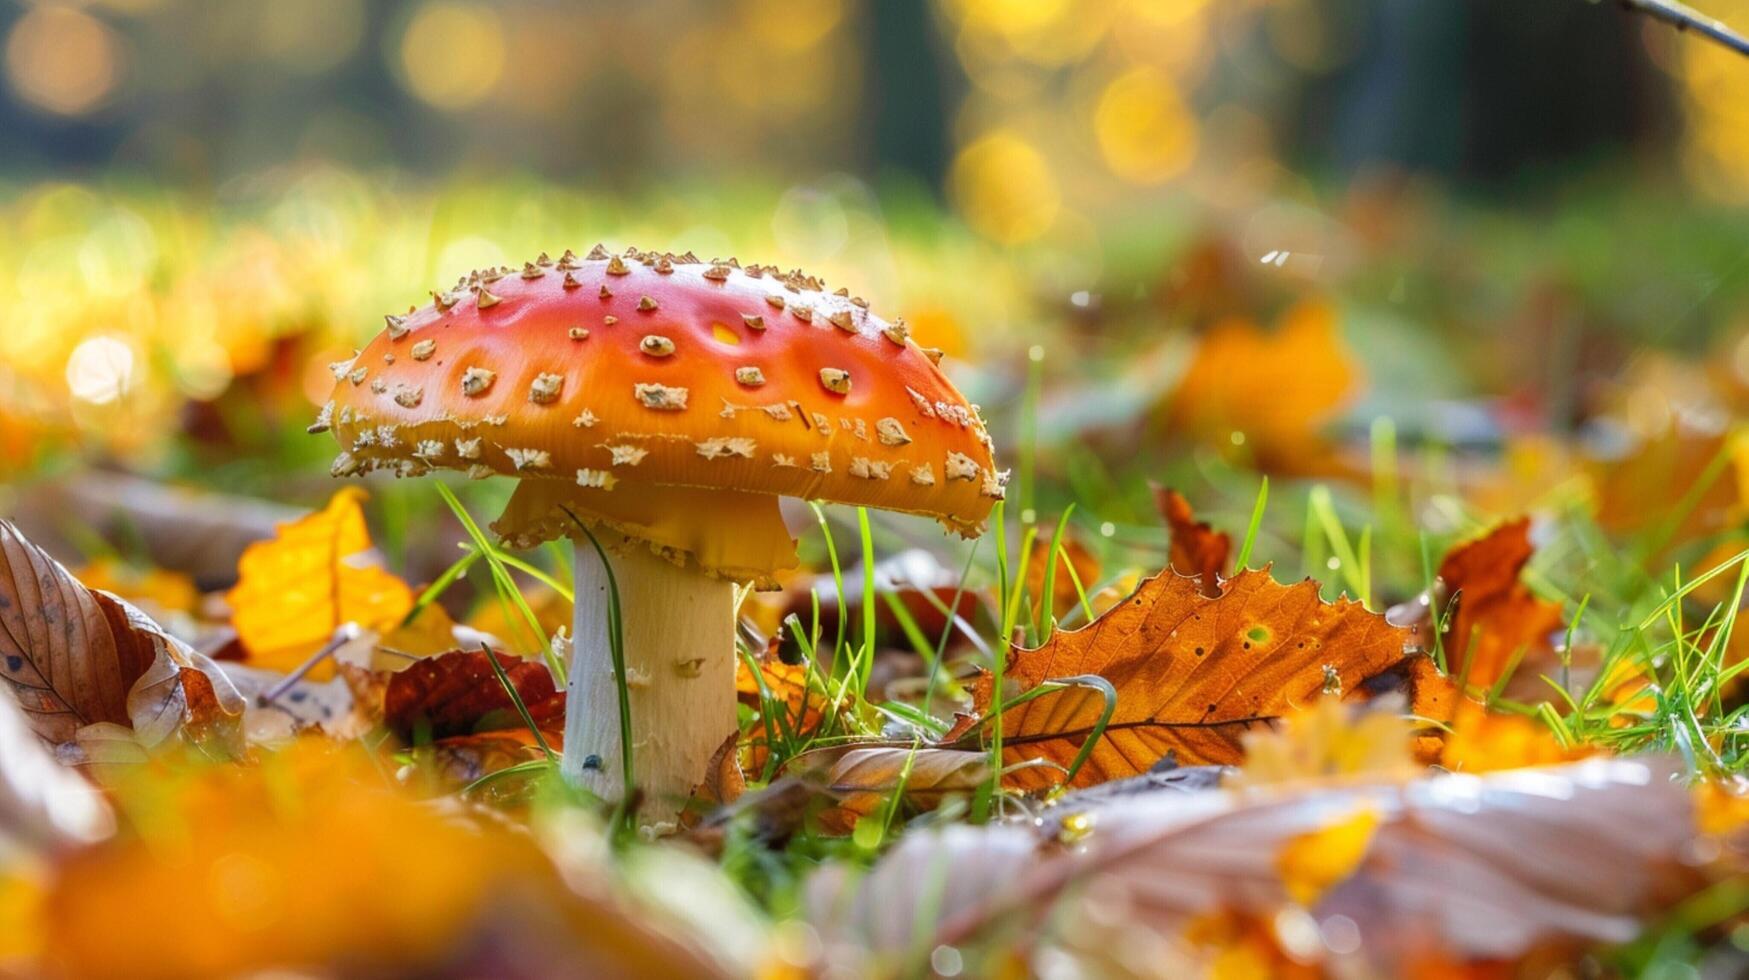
[954,567,1417,791]
[227,488,414,679]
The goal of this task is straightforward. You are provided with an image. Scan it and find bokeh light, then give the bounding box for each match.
[950,130,1060,244]
[1094,67,1198,184]
[5,4,124,117]
[397,1,506,110]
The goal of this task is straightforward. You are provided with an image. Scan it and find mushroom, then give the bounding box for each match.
[317,251,1003,823]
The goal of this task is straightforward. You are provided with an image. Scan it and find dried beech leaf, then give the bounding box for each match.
[787,746,990,835]
[382,648,563,742]
[954,567,1417,790]
[814,757,1699,974]
[1155,486,1230,596]
[227,488,414,679]
[0,520,242,753]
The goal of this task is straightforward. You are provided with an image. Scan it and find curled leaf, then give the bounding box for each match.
[0,520,242,754]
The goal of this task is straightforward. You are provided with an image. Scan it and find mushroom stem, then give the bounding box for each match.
[565,537,736,824]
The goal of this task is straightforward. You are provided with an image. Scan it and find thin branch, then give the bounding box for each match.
[1615,0,1749,58]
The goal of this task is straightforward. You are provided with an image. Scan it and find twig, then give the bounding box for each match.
[256,623,362,706]
[1615,0,1749,58]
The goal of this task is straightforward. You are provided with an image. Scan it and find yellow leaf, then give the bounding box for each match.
[1233,697,1418,788]
[227,488,413,679]
[379,600,460,657]
[70,558,198,616]
[1273,806,1381,907]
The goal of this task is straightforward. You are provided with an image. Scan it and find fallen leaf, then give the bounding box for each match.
[1438,518,1566,694]
[0,521,243,754]
[736,641,828,775]
[68,559,198,617]
[426,729,557,794]
[40,741,725,979]
[1404,657,1587,772]
[1024,523,1101,621]
[952,567,1416,790]
[1165,299,1361,473]
[778,548,986,654]
[383,648,563,742]
[226,488,414,679]
[0,687,112,856]
[1589,422,1744,550]
[1155,486,1231,596]
[787,746,990,835]
[1232,696,1419,788]
[812,757,1699,975]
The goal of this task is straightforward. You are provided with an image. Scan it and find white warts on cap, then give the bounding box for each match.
[848,457,893,480]
[818,368,852,395]
[530,373,565,404]
[876,417,911,446]
[607,444,649,466]
[506,448,552,471]
[696,437,756,460]
[576,468,617,490]
[633,382,688,410]
[945,451,981,482]
[461,367,496,397]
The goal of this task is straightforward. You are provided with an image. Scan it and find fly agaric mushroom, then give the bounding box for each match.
[316,248,1003,821]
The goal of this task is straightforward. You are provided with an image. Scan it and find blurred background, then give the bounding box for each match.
[3,0,1749,606]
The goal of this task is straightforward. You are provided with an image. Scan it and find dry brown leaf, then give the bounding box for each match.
[1155,486,1231,597]
[226,488,414,679]
[786,746,990,835]
[811,757,1699,976]
[0,520,242,754]
[382,648,563,742]
[952,567,1416,791]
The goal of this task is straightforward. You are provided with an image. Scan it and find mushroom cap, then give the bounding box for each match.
[320,248,1004,536]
